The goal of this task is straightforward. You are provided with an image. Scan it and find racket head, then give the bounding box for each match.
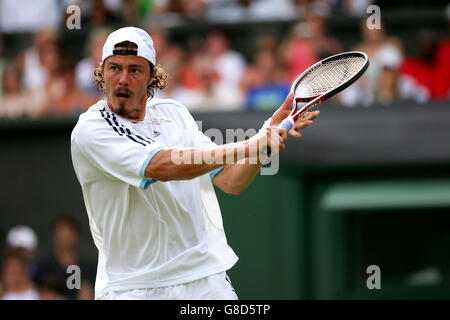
[291,51,369,103]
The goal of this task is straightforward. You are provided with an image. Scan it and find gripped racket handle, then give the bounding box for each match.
[260,117,293,158]
[279,118,294,132]
[264,117,292,158]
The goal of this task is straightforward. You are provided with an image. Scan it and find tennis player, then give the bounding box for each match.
[71,27,319,300]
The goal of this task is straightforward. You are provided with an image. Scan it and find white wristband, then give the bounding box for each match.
[259,117,272,132]
[258,117,273,164]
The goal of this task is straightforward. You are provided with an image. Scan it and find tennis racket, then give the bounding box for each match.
[279,51,369,132]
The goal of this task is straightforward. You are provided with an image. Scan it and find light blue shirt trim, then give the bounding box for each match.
[139,146,165,190]
[140,178,156,190]
[209,166,225,181]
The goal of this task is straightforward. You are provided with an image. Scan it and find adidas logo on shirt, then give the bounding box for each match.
[153,130,161,138]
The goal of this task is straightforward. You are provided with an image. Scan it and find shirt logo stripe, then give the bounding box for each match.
[99,107,153,147]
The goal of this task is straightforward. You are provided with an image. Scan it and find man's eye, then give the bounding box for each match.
[110,66,118,71]
[131,69,140,74]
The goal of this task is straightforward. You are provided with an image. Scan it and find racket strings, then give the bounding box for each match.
[294,56,366,97]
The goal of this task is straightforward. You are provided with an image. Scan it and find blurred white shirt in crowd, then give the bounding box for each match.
[75,58,97,94]
[0,0,61,32]
[339,44,403,107]
[1,288,39,300]
[22,48,48,91]
[205,0,296,22]
[214,51,246,89]
[247,0,297,20]
[188,82,244,112]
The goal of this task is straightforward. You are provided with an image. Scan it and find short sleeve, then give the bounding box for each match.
[73,119,166,189]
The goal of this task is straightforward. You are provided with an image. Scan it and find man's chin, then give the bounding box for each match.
[109,98,132,115]
[117,103,128,115]
[107,95,145,118]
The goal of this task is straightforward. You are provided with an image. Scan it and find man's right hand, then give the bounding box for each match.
[250,126,288,159]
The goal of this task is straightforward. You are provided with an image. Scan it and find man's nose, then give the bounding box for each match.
[118,70,129,86]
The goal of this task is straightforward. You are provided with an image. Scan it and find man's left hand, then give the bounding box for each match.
[270,93,320,138]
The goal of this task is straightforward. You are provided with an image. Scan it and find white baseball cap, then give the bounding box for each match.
[7,225,38,251]
[102,26,156,66]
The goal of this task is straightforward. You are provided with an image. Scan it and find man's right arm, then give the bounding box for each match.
[145,126,287,182]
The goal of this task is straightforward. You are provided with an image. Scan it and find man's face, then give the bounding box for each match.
[103,49,153,119]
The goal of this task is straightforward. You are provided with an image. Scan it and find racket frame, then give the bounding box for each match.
[281,51,370,129]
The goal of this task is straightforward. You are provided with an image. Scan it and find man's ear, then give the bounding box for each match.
[148,63,155,85]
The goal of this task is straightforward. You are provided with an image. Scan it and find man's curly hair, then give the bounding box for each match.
[94,41,168,99]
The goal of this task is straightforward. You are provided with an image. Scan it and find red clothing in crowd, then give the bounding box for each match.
[401,39,450,100]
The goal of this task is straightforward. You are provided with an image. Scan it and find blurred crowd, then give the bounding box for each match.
[0,218,95,300]
[0,0,449,120]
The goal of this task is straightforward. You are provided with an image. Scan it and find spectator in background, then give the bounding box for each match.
[151,0,181,15]
[122,0,141,24]
[181,0,208,21]
[341,0,374,17]
[36,216,94,300]
[283,21,317,83]
[77,0,154,25]
[283,12,342,83]
[204,0,248,23]
[0,63,42,118]
[39,282,66,300]
[23,35,65,116]
[0,38,4,97]
[188,54,244,111]
[18,29,60,92]
[339,19,403,107]
[399,29,440,103]
[5,225,39,281]
[0,249,39,300]
[241,37,290,110]
[204,30,246,91]
[63,0,122,26]
[206,0,297,22]
[432,32,450,100]
[148,26,187,77]
[246,0,297,21]
[149,27,193,102]
[153,46,194,104]
[179,36,205,90]
[76,27,111,96]
[22,31,96,118]
[400,23,450,102]
[292,0,336,17]
[423,4,450,100]
[306,12,342,59]
[148,26,172,62]
[41,57,97,117]
[87,0,121,26]
[149,0,207,23]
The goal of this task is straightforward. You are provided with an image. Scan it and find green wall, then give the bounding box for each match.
[217,171,306,299]
[216,162,450,299]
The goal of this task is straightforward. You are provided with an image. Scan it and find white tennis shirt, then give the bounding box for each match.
[71,98,238,298]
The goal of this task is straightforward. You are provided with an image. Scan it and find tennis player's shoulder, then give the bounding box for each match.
[71,100,108,141]
[78,100,109,122]
[147,98,190,114]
